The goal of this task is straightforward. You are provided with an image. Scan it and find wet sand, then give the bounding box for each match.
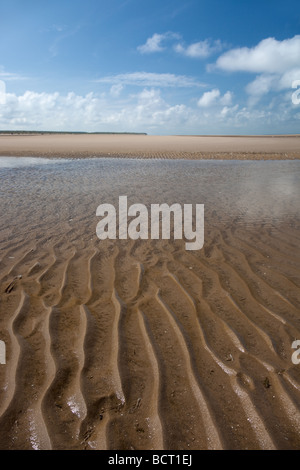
[0,133,300,159]
[0,155,300,450]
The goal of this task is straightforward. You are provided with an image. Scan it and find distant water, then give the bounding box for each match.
[0,157,299,242]
[0,156,70,168]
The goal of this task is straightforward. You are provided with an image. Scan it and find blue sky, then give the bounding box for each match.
[0,0,300,134]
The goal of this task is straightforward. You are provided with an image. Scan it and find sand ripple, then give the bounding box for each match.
[0,222,300,450]
[0,158,299,449]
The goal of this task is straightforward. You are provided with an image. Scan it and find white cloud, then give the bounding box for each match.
[110,83,123,97]
[216,35,300,73]
[175,39,223,58]
[137,32,180,54]
[137,33,165,53]
[197,89,232,107]
[214,36,300,105]
[246,75,277,97]
[246,68,300,98]
[0,91,100,129]
[279,68,300,90]
[129,88,189,129]
[138,34,223,59]
[96,72,205,88]
[0,88,190,132]
[0,86,298,135]
[198,88,220,107]
[220,104,238,117]
[220,91,233,106]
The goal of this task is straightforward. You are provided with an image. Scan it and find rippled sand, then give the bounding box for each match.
[0,157,300,450]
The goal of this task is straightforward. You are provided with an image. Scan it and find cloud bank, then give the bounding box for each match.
[0,84,298,135]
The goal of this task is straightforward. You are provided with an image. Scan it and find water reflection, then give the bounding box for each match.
[0,158,299,239]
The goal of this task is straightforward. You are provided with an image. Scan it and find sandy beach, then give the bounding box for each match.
[0,133,300,159]
[0,136,300,450]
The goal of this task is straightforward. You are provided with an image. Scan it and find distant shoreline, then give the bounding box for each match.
[0,130,299,137]
[0,131,148,136]
[0,133,299,160]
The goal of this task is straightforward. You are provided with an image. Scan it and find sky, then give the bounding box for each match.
[0,0,300,134]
